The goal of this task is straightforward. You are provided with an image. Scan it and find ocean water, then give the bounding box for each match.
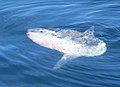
[0,0,120,87]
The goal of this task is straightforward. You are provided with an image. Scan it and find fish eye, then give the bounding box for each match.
[40,30,43,33]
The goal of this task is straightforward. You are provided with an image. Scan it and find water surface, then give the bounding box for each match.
[0,0,120,87]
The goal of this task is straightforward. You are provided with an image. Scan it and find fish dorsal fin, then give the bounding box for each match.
[83,26,95,38]
[53,54,78,69]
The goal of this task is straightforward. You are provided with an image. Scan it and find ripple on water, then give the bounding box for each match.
[0,0,120,86]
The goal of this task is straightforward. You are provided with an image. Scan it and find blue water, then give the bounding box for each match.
[0,0,120,87]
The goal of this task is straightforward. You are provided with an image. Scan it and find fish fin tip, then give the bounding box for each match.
[53,54,77,69]
[83,26,95,38]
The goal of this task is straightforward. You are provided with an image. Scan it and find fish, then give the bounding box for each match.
[27,26,107,69]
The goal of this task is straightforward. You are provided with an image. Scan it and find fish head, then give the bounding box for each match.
[27,28,57,36]
[27,28,58,46]
[27,28,58,39]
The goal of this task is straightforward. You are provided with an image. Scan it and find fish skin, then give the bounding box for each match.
[27,26,107,69]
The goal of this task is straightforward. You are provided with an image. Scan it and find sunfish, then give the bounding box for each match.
[27,26,107,69]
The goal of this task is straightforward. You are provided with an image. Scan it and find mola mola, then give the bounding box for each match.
[27,26,107,69]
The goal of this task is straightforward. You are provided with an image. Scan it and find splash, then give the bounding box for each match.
[27,26,107,69]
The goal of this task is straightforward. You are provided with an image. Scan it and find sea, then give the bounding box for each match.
[0,0,120,87]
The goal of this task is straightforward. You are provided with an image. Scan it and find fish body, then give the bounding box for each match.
[27,26,107,69]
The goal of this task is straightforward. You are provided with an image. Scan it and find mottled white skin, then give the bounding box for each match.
[27,28,107,69]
